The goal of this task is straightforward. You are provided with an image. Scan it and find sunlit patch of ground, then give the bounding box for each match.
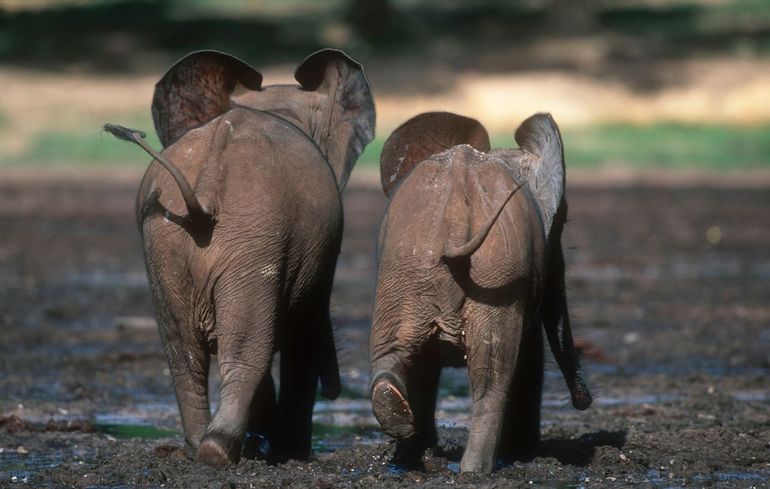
[1,55,770,167]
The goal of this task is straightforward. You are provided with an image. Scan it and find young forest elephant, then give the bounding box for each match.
[105,50,375,466]
[369,112,591,473]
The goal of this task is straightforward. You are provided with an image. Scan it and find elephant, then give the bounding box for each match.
[368,111,591,473]
[104,49,375,466]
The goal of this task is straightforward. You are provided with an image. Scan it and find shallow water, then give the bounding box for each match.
[4,383,767,483]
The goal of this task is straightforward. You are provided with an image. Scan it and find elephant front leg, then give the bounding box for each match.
[461,313,520,473]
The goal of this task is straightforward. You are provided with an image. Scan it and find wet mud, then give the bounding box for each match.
[0,170,768,487]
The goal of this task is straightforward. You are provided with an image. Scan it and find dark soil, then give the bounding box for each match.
[0,169,768,488]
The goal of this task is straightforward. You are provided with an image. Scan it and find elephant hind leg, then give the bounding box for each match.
[498,321,543,463]
[461,307,523,473]
[163,326,211,451]
[391,354,441,469]
[371,370,416,439]
[196,301,277,467]
[371,341,442,469]
[152,285,211,451]
[271,324,320,462]
[242,374,276,460]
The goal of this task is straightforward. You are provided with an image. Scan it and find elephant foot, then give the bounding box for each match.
[459,454,496,474]
[196,431,241,467]
[391,438,426,470]
[371,374,415,439]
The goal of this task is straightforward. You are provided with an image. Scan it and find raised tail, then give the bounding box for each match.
[442,183,522,259]
[103,123,211,222]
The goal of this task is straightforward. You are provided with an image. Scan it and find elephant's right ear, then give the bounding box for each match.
[152,51,263,147]
[294,49,375,191]
[380,112,490,197]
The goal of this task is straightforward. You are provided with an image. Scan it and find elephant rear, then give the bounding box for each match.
[370,112,588,473]
[371,146,545,365]
[128,49,375,467]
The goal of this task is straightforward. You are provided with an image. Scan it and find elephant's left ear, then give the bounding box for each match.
[152,50,263,148]
[380,112,490,197]
[295,49,375,190]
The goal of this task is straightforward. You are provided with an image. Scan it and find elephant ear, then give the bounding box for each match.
[380,112,490,197]
[294,49,375,190]
[152,50,263,148]
[494,113,565,238]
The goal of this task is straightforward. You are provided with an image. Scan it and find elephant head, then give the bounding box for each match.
[152,48,375,191]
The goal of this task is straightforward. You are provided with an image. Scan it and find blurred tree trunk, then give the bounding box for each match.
[347,0,392,41]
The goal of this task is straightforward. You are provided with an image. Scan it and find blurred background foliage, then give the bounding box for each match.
[1,0,769,169]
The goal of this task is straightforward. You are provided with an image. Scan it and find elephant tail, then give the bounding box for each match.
[442,183,522,259]
[103,123,212,223]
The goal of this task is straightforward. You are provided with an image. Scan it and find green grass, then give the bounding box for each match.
[94,423,179,439]
[3,123,769,170]
[558,123,770,169]
[1,128,162,167]
[374,123,770,170]
[357,134,384,167]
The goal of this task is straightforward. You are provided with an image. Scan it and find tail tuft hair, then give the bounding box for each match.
[103,123,146,142]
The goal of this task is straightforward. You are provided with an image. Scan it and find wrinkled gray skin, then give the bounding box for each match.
[369,112,591,473]
[126,49,374,466]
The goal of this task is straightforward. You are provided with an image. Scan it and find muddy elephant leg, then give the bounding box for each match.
[499,319,543,463]
[390,369,441,468]
[242,374,276,460]
[272,317,320,462]
[390,343,442,468]
[370,341,441,468]
[151,283,211,450]
[412,345,442,449]
[196,302,276,467]
[163,330,211,451]
[461,310,521,473]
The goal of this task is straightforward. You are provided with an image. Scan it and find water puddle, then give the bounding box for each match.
[3,386,766,482]
[714,471,768,481]
[61,271,148,289]
[93,423,178,439]
[0,442,95,483]
[311,424,384,453]
[571,256,768,282]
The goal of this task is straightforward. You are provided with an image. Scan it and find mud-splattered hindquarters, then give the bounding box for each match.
[370,147,546,365]
[138,108,342,325]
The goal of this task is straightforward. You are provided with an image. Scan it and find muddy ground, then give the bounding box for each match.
[0,169,768,488]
